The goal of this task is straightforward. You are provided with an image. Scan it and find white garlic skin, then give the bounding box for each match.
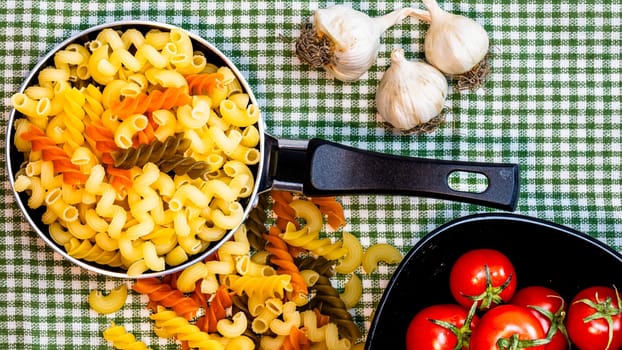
[422,0,489,75]
[375,48,448,131]
[313,5,420,82]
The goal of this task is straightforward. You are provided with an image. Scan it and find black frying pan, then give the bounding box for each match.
[365,213,622,349]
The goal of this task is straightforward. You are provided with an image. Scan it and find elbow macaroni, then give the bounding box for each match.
[339,274,363,309]
[362,243,403,274]
[88,284,128,314]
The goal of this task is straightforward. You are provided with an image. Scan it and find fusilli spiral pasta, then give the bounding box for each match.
[111,87,191,117]
[103,322,151,350]
[264,229,309,307]
[155,154,214,180]
[132,277,200,320]
[150,306,224,350]
[20,124,87,185]
[111,133,190,168]
[309,275,361,342]
[185,72,225,96]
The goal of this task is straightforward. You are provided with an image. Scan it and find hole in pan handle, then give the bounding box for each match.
[259,136,520,211]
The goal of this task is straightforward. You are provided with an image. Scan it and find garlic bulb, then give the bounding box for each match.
[375,48,448,133]
[295,5,430,82]
[422,0,489,76]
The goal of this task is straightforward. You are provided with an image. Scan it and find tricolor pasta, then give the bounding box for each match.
[14,24,391,350]
[100,192,379,349]
[11,25,261,275]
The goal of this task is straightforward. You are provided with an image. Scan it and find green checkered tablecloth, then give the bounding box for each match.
[1,0,621,349]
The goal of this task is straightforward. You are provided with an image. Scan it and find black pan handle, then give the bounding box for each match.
[260,136,520,211]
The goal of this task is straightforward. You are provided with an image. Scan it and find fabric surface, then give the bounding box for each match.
[1,0,621,349]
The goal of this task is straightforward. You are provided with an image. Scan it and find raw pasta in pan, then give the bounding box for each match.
[11,25,263,274]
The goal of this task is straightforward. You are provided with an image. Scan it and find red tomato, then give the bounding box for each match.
[470,304,548,350]
[566,286,622,350]
[449,248,517,310]
[511,286,570,350]
[406,304,479,350]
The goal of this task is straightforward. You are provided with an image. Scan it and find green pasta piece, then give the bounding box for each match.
[245,194,269,250]
[295,255,336,277]
[156,155,213,180]
[112,133,190,169]
[309,275,362,342]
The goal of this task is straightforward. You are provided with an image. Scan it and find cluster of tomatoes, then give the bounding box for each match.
[405,249,622,350]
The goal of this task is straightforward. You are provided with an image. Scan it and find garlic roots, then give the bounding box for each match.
[295,5,431,82]
[375,48,448,133]
[421,0,490,88]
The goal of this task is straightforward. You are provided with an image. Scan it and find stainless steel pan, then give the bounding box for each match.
[6,21,520,278]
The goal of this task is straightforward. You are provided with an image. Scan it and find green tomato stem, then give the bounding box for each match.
[427,302,479,350]
[574,285,621,350]
[464,264,513,310]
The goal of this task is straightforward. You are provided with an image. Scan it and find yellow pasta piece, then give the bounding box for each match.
[259,335,285,350]
[142,241,165,271]
[301,310,327,343]
[145,67,187,88]
[135,43,168,69]
[150,306,224,349]
[103,322,151,350]
[288,199,324,235]
[49,222,72,246]
[251,306,279,334]
[176,261,207,293]
[362,243,403,274]
[219,99,259,127]
[281,222,348,261]
[300,269,320,287]
[217,312,247,338]
[88,284,128,314]
[114,114,149,149]
[227,274,293,302]
[335,232,364,274]
[11,93,52,129]
[325,322,352,350]
[269,301,301,336]
[339,274,363,309]
[165,245,188,267]
[88,44,116,85]
[210,199,245,230]
[223,336,255,350]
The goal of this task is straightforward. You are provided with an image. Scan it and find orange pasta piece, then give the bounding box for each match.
[185,73,224,96]
[133,121,155,147]
[106,165,133,194]
[310,196,346,230]
[314,308,331,327]
[20,124,87,185]
[271,190,294,205]
[85,122,118,153]
[195,285,233,333]
[111,87,192,118]
[264,231,308,305]
[191,282,209,310]
[281,326,310,350]
[271,190,299,231]
[132,278,199,320]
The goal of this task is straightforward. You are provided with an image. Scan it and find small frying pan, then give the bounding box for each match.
[6,21,519,278]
